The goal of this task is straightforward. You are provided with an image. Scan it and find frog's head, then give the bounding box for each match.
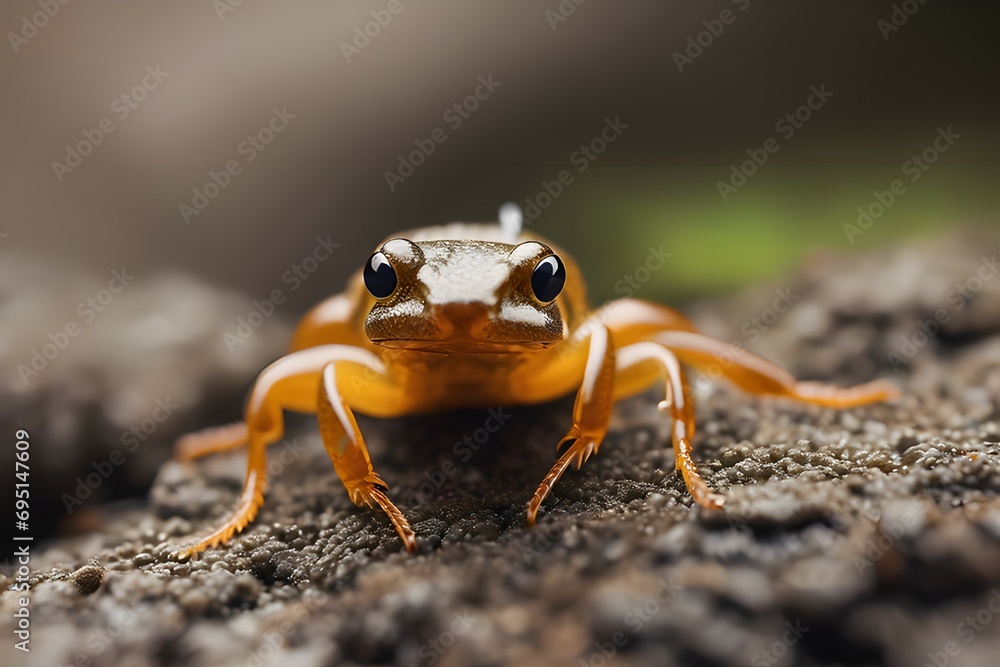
[362,236,568,354]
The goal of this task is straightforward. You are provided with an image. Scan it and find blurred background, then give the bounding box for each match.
[2,0,997,304]
[1,1,997,544]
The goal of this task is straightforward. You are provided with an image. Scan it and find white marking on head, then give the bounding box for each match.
[500,302,549,326]
[383,238,418,261]
[417,244,511,306]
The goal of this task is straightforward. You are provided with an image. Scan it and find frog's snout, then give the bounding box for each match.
[432,302,492,340]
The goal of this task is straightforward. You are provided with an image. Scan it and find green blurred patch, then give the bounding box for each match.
[553,164,993,305]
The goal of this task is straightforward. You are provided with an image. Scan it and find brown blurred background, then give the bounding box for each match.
[2,0,997,308]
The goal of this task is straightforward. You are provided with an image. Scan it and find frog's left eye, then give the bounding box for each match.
[364,251,397,299]
[531,255,565,303]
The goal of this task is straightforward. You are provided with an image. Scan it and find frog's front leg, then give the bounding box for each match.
[173,345,396,559]
[519,322,724,524]
[316,362,417,553]
[522,324,617,526]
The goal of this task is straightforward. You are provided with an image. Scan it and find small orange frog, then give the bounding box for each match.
[171,206,898,557]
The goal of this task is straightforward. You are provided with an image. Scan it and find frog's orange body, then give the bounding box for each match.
[172,211,898,557]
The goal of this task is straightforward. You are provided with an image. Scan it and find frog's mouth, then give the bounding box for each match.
[371,339,555,355]
[367,301,563,354]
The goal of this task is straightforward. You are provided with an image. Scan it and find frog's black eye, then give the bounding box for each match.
[364,251,397,299]
[531,255,565,303]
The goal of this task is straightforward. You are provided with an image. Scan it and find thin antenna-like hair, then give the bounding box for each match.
[498,202,523,242]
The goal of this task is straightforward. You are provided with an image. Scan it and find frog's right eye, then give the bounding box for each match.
[364,251,397,299]
[530,255,565,303]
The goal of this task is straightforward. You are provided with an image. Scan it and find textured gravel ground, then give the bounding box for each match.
[0,259,290,548]
[3,232,1000,667]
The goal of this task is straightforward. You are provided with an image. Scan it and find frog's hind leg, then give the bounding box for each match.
[597,299,899,408]
[615,342,725,509]
[174,422,249,461]
[654,331,900,408]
